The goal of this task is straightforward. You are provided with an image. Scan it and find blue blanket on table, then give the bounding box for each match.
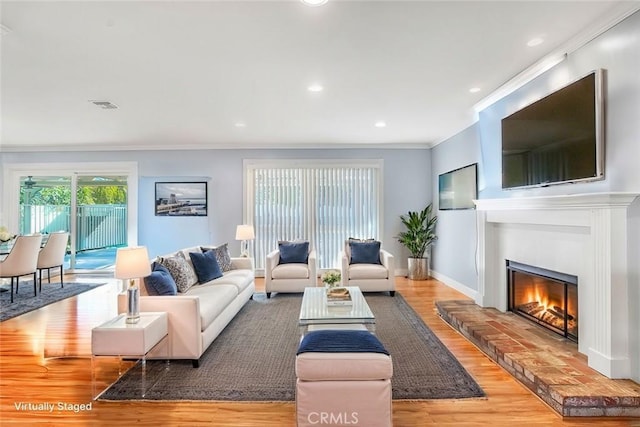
[296,330,389,355]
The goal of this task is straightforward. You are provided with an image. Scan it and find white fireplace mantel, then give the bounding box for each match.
[474,192,639,379]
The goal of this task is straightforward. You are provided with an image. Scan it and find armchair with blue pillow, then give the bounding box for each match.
[265,240,317,298]
[340,238,395,296]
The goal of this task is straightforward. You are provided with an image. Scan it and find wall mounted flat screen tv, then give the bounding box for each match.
[501,70,604,189]
[439,163,478,210]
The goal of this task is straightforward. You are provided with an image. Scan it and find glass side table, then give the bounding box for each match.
[91,312,169,399]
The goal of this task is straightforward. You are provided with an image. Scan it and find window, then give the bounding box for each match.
[3,162,138,271]
[245,160,382,271]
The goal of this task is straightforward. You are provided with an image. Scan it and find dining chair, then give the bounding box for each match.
[37,231,69,291]
[0,234,43,303]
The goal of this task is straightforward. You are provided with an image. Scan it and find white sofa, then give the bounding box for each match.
[117,246,255,367]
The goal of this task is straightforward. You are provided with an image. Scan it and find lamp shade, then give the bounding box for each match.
[115,246,151,279]
[235,225,255,241]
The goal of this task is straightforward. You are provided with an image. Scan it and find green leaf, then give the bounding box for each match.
[396,203,437,258]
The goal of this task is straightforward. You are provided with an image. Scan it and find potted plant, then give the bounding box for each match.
[396,204,437,280]
[321,269,341,289]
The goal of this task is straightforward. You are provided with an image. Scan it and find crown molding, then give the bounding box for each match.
[0,141,432,153]
[473,2,640,113]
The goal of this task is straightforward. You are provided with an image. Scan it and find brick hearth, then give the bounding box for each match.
[436,300,640,417]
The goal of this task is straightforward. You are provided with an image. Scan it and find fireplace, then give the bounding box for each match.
[507,261,578,342]
[473,193,640,379]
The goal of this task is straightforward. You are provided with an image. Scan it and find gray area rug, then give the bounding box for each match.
[99,292,484,401]
[0,282,106,322]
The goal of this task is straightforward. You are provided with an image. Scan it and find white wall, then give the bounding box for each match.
[433,9,640,381]
[430,124,480,298]
[0,148,431,265]
[479,11,640,198]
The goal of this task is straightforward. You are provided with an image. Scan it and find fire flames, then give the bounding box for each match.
[517,286,577,336]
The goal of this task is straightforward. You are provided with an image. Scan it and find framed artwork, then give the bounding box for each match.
[155,182,208,216]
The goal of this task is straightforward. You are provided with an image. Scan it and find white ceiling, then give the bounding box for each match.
[1,0,638,152]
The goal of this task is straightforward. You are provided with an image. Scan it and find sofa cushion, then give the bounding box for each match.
[272,263,310,280]
[189,250,223,283]
[218,269,254,293]
[179,246,202,258]
[348,263,388,280]
[344,238,376,260]
[349,240,381,265]
[159,254,199,293]
[143,262,177,296]
[184,284,239,331]
[297,330,390,355]
[278,241,309,264]
[178,246,202,272]
[201,243,233,272]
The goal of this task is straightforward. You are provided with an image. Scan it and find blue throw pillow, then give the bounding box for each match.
[144,262,178,296]
[349,240,381,265]
[278,241,309,264]
[189,250,223,283]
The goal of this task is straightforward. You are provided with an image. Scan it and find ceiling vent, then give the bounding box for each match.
[90,100,118,110]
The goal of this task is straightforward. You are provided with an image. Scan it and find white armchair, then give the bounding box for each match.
[265,243,317,298]
[340,239,395,296]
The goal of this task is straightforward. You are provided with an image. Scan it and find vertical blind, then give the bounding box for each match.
[248,164,381,271]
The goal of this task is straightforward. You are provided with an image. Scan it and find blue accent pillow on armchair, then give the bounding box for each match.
[144,262,178,296]
[349,240,381,264]
[278,241,309,264]
[189,250,223,283]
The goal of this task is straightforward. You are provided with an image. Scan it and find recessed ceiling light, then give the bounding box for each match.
[301,0,329,6]
[234,122,246,128]
[374,121,387,128]
[469,87,481,93]
[527,37,544,47]
[307,84,324,93]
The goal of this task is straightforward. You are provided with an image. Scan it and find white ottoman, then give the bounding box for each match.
[295,330,393,427]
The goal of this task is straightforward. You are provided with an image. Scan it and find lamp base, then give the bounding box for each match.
[126,284,140,324]
[240,240,250,258]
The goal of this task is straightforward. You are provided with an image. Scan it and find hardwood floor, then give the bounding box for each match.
[1,275,639,426]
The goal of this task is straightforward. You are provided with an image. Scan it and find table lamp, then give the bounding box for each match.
[115,246,151,324]
[235,224,255,258]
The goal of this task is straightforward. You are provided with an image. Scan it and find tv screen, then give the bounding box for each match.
[501,70,604,189]
[439,163,478,210]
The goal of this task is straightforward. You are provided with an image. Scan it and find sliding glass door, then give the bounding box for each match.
[75,175,128,270]
[19,175,72,267]
[17,173,129,271]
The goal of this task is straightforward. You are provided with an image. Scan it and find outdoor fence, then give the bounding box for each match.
[20,204,127,251]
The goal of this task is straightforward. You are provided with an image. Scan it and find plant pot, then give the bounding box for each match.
[407,257,430,280]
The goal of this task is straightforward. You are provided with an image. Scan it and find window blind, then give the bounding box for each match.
[247,163,381,271]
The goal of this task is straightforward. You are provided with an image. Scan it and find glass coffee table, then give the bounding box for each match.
[299,286,375,335]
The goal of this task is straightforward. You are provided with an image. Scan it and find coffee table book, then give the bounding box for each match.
[326,287,353,306]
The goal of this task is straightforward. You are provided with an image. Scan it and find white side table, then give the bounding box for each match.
[91,312,168,399]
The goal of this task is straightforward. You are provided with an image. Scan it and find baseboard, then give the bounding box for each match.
[395,268,408,277]
[429,270,478,301]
